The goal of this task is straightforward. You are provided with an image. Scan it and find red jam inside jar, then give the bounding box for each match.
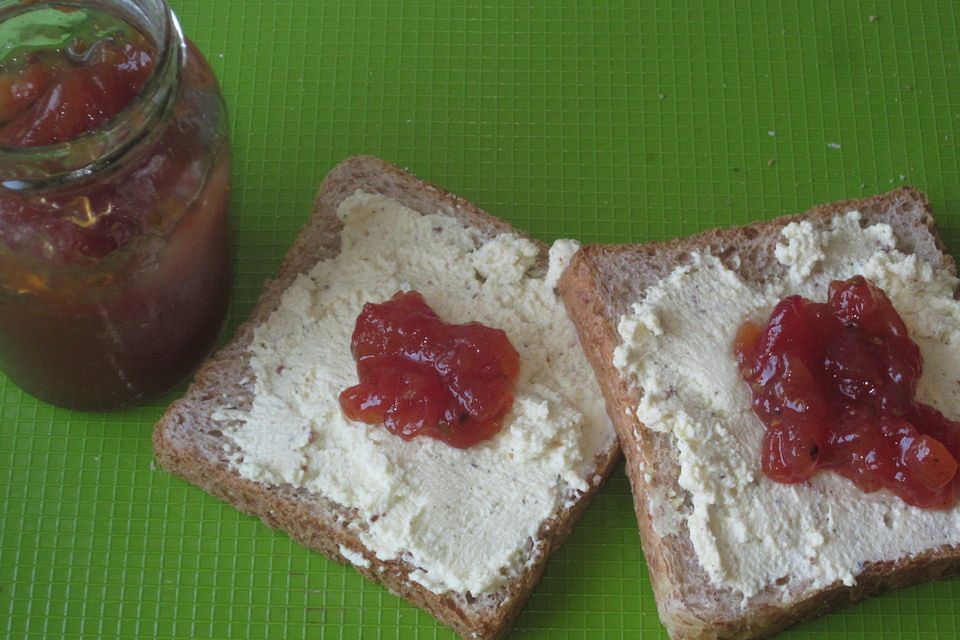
[339,291,521,448]
[735,275,960,508]
[0,24,155,146]
[0,3,231,410]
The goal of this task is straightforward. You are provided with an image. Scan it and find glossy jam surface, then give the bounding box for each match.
[735,276,960,508]
[0,6,231,410]
[0,19,154,146]
[340,291,521,448]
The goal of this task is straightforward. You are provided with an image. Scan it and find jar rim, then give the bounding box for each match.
[0,0,185,190]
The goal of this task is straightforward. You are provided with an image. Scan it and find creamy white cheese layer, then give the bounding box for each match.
[217,191,614,596]
[614,211,960,601]
[339,544,371,569]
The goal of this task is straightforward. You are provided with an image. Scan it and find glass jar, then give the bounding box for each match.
[0,0,232,411]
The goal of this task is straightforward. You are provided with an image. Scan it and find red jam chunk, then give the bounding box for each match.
[735,276,960,508]
[339,291,521,448]
[0,30,154,146]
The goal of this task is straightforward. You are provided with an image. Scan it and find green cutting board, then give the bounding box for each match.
[3,1,959,638]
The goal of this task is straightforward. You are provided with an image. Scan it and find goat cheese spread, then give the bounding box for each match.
[614,211,960,600]
[217,191,614,595]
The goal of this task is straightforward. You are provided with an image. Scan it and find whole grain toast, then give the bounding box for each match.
[557,187,960,640]
[153,155,620,640]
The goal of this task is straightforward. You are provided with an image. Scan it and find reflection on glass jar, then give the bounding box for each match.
[0,0,232,411]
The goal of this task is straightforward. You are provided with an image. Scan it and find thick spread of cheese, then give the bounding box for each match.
[614,212,960,601]
[339,545,371,569]
[217,192,614,595]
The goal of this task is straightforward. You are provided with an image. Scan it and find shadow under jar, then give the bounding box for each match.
[0,0,232,411]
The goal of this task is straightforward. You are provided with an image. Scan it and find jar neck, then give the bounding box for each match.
[0,0,186,191]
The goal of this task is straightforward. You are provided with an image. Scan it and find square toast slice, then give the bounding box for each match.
[153,156,619,639]
[558,188,960,639]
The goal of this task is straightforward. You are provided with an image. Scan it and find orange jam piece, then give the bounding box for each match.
[736,276,960,508]
[340,291,521,448]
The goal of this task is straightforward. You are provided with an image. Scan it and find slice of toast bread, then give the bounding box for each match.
[153,155,620,640]
[557,187,960,640]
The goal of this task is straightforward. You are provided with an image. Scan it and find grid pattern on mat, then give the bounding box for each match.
[2,0,960,638]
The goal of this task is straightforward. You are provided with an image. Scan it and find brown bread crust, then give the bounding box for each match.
[558,188,960,640]
[153,156,620,640]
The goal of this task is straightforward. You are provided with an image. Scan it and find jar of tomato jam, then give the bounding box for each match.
[0,0,231,411]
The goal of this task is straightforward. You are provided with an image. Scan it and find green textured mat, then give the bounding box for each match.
[3,0,960,638]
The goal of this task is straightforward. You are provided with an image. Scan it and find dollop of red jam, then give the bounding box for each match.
[339,291,521,448]
[735,275,960,508]
[0,28,154,147]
